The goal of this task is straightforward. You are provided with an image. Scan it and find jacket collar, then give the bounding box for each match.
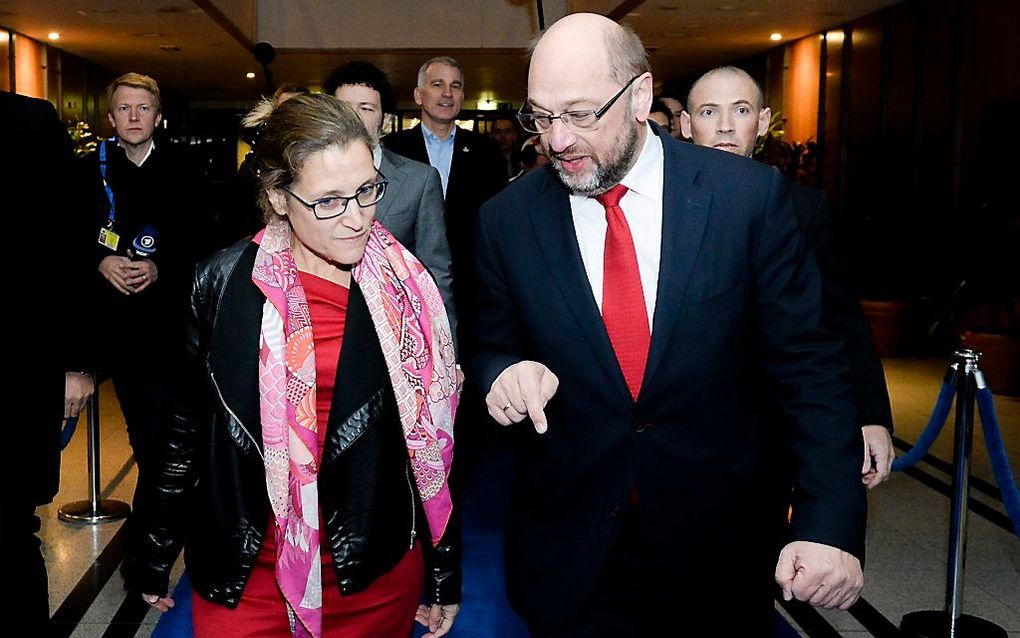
[376,148,406,220]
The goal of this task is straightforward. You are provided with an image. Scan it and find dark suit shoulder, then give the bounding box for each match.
[456,127,500,151]
[788,181,829,231]
[382,127,422,155]
[0,91,58,123]
[381,148,436,182]
[679,141,778,190]
[479,166,558,222]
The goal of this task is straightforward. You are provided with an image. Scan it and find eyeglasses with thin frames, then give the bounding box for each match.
[517,74,642,134]
[281,172,388,220]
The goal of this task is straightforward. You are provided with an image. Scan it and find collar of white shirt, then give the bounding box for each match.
[618,123,663,204]
[567,123,665,329]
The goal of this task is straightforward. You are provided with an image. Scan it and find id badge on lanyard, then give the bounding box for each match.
[96,138,121,251]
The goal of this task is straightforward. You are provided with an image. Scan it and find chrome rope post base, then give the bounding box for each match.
[58,384,131,524]
[900,350,1006,638]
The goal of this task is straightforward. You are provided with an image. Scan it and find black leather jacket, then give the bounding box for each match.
[132,239,460,607]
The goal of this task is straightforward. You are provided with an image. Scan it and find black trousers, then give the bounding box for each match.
[111,369,166,473]
[0,495,49,631]
[111,366,167,578]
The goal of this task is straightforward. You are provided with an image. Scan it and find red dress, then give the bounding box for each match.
[191,272,424,637]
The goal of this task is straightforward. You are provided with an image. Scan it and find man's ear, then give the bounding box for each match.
[154,112,163,129]
[381,113,393,135]
[679,111,693,140]
[757,107,772,138]
[107,112,115,130]
[413,87,424,107]
[267,188,289,218]
[631,72,654,122]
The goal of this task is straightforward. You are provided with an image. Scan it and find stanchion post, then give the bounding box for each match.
[945,349,978,627]
[900,349,1007,638]
[58,382,131,524]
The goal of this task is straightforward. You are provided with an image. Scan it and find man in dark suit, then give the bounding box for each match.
[383,56,506,352]
[471,14,866,636]
[680,65,895,488]
[326,61,456,335]
[0,91,95,629]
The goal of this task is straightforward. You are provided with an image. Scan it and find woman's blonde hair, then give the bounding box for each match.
[243,93,375,223]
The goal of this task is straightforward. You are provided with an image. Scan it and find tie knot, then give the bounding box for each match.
[595,183,629,210]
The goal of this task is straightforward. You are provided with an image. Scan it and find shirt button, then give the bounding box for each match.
[633,420,648,432]
[609,505,623,518]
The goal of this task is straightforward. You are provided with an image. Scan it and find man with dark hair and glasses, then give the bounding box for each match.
[473,13,866,636]
[326,60,456,338]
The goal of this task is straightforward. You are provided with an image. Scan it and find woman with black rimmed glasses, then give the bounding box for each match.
[128,93,461,638]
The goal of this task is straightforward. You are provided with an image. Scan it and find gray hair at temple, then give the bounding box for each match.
[688,66,766,111]
[417,56,464,88]
[528,20,650,85]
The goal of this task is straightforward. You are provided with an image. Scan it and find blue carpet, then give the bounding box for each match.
[151,437,802,637]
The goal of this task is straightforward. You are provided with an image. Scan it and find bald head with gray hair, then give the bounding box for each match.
[528,18,649,86]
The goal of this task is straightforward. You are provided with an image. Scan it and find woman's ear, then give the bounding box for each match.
[267,188,289,218]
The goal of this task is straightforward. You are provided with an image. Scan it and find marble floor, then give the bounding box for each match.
[40,357,1020,637]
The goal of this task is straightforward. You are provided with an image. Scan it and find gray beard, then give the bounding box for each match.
[552,121,640,197]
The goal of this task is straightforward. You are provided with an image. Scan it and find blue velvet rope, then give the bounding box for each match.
[975,386,1020,540]
[891,373,957,472]
[61,416,79,450]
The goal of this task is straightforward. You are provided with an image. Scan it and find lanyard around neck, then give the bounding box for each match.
[99,138,117,226]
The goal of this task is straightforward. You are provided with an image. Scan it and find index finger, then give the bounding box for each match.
[523,392,548,434]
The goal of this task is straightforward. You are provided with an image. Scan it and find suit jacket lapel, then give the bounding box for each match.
[408,124,430,165]
[447,127,470,198]
[641,133,712,388]
[376,148,406,221]
[527,171,633,405]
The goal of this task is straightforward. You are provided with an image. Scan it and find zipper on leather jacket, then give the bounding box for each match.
[406,465,417,550]
[210,371,264,460]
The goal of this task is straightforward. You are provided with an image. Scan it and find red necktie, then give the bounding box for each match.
[597,184,650,401]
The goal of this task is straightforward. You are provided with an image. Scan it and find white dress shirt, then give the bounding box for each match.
[570,124,664,329]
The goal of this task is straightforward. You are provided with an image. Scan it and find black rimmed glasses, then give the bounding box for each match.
[281,172,388,220]
[518,74,641,134]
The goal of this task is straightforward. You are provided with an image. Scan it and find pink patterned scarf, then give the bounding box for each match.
[251,219,458,638]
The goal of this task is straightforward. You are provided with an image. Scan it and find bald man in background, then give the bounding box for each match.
[472,14,866,637]
[681,66,895,489]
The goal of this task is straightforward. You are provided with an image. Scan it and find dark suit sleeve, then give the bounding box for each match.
[753,170,867,560]
[38,106,97,374]
[469,197,526,394]
[414,166,457,341]
[382,129,428,165]
[796,187,894,431]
